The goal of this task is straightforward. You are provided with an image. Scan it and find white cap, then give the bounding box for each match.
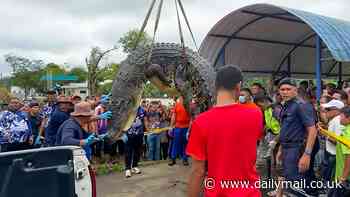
[321,99,345,109]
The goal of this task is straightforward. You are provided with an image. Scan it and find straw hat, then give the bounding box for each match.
[71,101,95,117]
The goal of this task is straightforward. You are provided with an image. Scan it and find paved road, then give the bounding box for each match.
[96,161,277,197]
[96,161,327,197]
[97,162,189,197]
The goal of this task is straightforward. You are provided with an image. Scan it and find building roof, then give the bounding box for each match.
[40,75,78,81]
[199,3,350,78]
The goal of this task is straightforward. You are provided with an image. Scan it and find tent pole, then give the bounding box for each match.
[214,47,226,67]
[338,62,343,88]
[287,55,291,77]
[316,35,322,102]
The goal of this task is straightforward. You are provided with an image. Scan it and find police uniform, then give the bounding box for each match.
[279,79,319,196]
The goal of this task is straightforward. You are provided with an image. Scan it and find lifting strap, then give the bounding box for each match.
[134,0,198,64]
[133,0,157,50]
[175,0,190,80]
[177,0,199,51]
[175,0,185,49]
[147,0,164,63]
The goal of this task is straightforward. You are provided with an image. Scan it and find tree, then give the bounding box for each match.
[44,63,66,75]
[118,29,152,54]
[0,84,11,105]
[5,54,44,73]
[68,67,88,83]
[0,76,11,90]
[86,46,118,96]
[97,63,120,94]
[37,63,67,93]
[5,54,44,99]
[98,63,119,81]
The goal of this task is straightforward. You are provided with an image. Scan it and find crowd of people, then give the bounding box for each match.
[186,65,350,197]
[249,79,350,197]
[3,65,350,196]
[123,97,191,177]
[0,92,113,156]
[0,90,191,179]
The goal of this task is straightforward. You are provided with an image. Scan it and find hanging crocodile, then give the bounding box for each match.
[107,43,216,140]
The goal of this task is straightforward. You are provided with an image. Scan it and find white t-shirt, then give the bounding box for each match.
[326,115,344,155]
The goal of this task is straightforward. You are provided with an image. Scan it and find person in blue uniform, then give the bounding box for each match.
[277,78,319,196]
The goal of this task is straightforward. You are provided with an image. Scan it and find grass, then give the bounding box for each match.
[95,162,124,176]
[93,157,169,176]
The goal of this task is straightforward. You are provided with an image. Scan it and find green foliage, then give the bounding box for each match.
[95,163,124,176]
[86,46,117,96]
[96,164,109,176]
[111,164,124,173]
[68,67,88,82]
[243,78,270,89]
[98,63,120,81]
[5,54,91,96]
[97,63,120,94]
[38,63,68,93]
[0,76,11,90]
[0,84,11,104]
[99,83,113,95]
[44,63,66,75]
[118,29,152,54]
[142,81,167,98]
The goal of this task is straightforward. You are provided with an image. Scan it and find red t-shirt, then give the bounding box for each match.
[174,101,191,128]
[186,104,263,197]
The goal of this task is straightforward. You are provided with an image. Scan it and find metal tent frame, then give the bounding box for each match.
[199,4,350,100]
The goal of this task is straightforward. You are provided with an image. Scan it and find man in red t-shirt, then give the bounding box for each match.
[169,96,191,166]
[187,65,263,197]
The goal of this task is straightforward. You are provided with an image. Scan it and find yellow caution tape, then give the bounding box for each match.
[319,127,350,149]
[144,127,172,135]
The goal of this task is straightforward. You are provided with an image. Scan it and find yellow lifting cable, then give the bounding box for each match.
[319,127,350,149]
[144,127,173,135]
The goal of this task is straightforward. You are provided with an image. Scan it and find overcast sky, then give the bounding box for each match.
[0,0,349,76]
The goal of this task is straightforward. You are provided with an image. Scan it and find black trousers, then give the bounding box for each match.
[91,141,119,158]
[323,151,336,182]
[125,135,143,170]
[160,142,169,160]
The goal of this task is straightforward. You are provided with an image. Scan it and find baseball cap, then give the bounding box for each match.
[215,64,243,90]
[278,78,297,88]
[322,99,345,110]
